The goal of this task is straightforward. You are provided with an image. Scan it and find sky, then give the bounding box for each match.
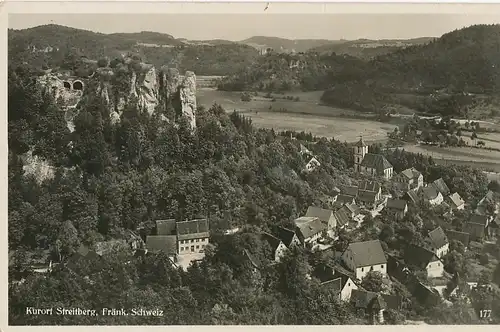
[8,13,500,41]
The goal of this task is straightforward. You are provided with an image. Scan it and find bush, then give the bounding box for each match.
[240,92,252,102]
[479,253,489,266]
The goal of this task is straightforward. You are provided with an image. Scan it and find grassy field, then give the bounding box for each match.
[402,143,500,172]
[197,89,396,143]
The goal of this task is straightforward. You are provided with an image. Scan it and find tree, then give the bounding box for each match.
[361,271,384,292]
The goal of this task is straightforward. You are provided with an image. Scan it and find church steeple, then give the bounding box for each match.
[353,135,368,172]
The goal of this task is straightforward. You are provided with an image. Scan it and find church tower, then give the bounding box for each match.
[353,136,368,172]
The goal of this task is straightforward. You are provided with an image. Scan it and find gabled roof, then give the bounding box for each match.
[466,222,486,238]
[422,186,440,201]
[295,217,326,239]
[446,230,470,247]
[346,240,387,267]
[358,180,381,193]
[432,178,450,196]
[360,153,393,172]
[387,198,408,211]
[146,235,177,255]
[447,192,465,208]
[177,219,210,240]
[305,206,334,223]
[320,270,352,293]
[276,226,297,247]
[400,167,422,180]
[334,206,352,227]
[261,232,283,252]
[357,191,377,204]
[345,203,360,215]
[156,219,176,236]
[404,244,439,269]
[341,185,359,197]
[336,194,356,205]
[426,227,449,249]
[470,214,489,226]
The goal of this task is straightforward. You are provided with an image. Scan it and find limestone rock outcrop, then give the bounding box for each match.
[180,71,197,130]
[41,55,198,131]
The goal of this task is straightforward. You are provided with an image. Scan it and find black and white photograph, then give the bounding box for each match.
[6,2,500,326]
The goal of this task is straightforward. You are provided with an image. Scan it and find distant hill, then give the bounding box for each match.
[240,36,342,53]
[8,24,259,76]
[320,24,500,117]
[309,37,435,60]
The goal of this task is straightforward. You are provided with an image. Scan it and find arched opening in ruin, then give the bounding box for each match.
[63,81,71,90]
[73,80,84,91]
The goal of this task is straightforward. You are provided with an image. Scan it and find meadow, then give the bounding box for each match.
[196,88,397,143]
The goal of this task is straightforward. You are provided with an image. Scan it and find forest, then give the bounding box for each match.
[8,60,500,324]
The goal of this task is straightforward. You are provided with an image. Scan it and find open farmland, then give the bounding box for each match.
[401,143,500,172]
[197,88,396,142]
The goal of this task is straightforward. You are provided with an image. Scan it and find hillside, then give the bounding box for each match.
[309,37,434,60]
[217,52,366,92]
[241,36,342,53]
[8,24,259,76]
[319,24,500,117]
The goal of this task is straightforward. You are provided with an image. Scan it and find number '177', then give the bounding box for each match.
[480,309,492,318]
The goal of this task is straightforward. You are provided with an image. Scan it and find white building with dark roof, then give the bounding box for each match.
[353,137,393,179]
[424,227,449,258]
[394,167,424,192]
[342,239,387,280]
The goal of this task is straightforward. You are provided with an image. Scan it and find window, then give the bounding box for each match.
[196,245,199,249]
[361,268,364,272]
[180,247,184,251]
[348,283,350,286]
[381,265,384,269]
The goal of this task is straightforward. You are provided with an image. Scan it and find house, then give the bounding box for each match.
[413,281,441,307]
[341,185,359,198]
[386,199,408,221]
[446,192,465,210]
[305,206,336,230]
[342,240,387,280]
[261,232,288,262]
[431,178,451,196]
[404,245,444,278]
[321,271,359,302]
[424,227,449,258]
[421,185,443,206]
[294,216,326,246]
[353,137,393,179]
[465,214,492,241]
[176,219,210,255]
[334,203,362,230]
[466,223,487,242]
[146,235,178,260]
[146,218,210,264]
[335,194,356,208]
[394,167,424,192]
[404,189,420,205]
[445,230,470,249]
[304,157,321,173]
[350,289,403,324]
[475,190,499,216]
[357,180,383,209]
[333,205,352,230]
[275,226,301,249]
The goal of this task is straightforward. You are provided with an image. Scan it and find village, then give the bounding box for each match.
[16,135,500,325]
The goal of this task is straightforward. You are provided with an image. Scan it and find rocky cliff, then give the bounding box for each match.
[94,57,197,130]
[38,56,198,131]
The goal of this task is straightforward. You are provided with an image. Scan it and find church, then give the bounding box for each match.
[353,137,393,180]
